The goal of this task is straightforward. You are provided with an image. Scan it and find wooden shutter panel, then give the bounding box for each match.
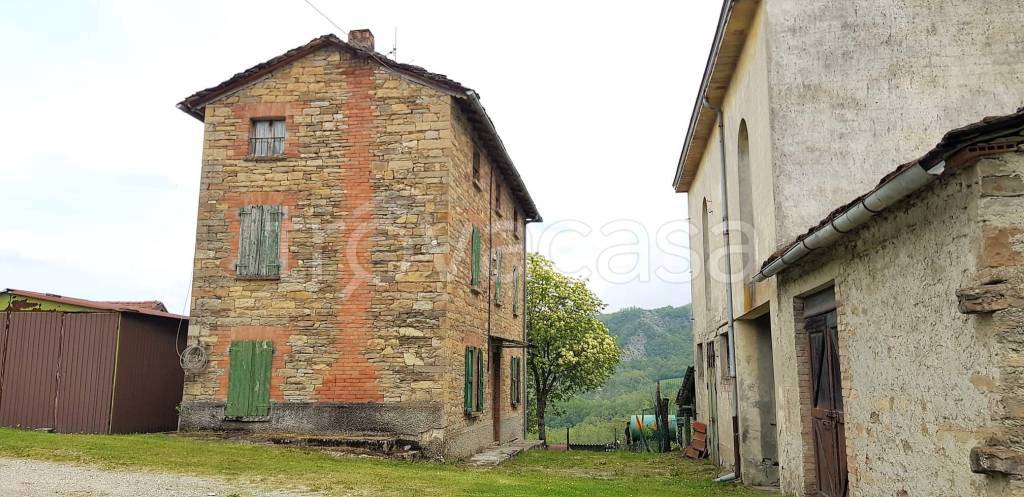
[225,341,252,417]
[494,249,503,304]
[510,358,516,406]
[251,340,273,416]
[225,340,273,418]
[259,205,282,278]
[471,226,481,287]
[476,348,485,412]
[464,347,474,415]
[512,267,520,315]
[236,206,262,277]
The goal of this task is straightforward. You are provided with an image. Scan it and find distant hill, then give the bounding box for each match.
[600,305,693,381]
[543,305,693,443]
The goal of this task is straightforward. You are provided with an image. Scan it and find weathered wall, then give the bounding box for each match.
[688,0,774,471]
[441,103,526,459]
[182,46,454,452]
[765,0,1024,244]
[964,151,1024,494]
[182,43,528,459]
[774,156,1015,496]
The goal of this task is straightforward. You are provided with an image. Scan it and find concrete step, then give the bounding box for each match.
[466,440,543,467]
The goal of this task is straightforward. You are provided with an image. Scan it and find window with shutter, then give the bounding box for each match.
[494,249,503,305]
[249,119,286,157]
[225,340,273,418]
[470,226,481,288]
[464,347,474,415]
[472,149,481,185]
[236,205,282,279]
[512,267,520,316]
[510,357,520,407]
[475,348,485,413]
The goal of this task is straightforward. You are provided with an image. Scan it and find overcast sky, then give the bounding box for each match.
[0,0,721,313]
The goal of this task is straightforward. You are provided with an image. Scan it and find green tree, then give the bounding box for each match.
[526,253,620,442]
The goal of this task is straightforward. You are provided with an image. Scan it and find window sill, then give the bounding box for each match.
[473,179,484,192]
[223,415,271,422]
[465,411,483,419]
[494,210,504,218]
[471,286,483,295]
[236,276,282,281]
[243,155,288,162]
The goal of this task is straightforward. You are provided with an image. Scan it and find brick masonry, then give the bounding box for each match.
[179,40,529,459]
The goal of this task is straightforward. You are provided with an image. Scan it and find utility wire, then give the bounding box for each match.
[302,0,348,37]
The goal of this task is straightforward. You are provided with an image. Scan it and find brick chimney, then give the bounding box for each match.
[348,29,374,50]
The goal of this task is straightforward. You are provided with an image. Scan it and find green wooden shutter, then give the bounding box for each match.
[476,348,485,412]
[510,357,516,406]
[236,206,262,277]
[464,347,474,415]
[512,267,519,315]
[259,205,282,278]
[251,340,273,416]
[471,226,481,287]
[494,249,503,304]
[225,341,252,417]
[225,340,273,417]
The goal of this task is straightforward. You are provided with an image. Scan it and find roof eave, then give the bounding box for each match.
[176,34,542,222]
[672,0,759,193]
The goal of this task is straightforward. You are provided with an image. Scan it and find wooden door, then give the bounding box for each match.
[807,311,847,497]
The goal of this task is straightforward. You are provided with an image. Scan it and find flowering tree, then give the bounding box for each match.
[526,253,620,442]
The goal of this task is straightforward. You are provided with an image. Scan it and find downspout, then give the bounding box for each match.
[703,96,741,476]
[522,218,535,441]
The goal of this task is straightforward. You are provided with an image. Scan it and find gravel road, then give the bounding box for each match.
[0,458,319,497]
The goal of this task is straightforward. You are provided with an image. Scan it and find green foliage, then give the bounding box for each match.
[542,305,693,444]
[526,253,621,439]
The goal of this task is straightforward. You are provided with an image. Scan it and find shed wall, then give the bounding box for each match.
[0,312,118,433]
[111,313,186,433]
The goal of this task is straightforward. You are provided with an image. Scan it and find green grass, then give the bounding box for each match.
[0,428,770,497]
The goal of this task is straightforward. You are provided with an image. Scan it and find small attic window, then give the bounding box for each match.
[472,148,482,187]
[249,119,286,157]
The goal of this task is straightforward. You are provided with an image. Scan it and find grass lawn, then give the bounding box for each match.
[0,428,771,497]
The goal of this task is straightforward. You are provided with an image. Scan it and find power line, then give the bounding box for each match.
[302,0,347,37]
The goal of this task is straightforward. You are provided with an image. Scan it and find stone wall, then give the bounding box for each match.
[688,1,773,471]
[772,151,1024,496]
[182,44,528,458]
[964,150,1024,494]
[440,102,526,459]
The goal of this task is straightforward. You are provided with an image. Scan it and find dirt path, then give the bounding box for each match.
[0,458,318,497]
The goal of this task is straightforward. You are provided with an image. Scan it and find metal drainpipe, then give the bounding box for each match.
[522,219,533,441]
[703,96,741,476]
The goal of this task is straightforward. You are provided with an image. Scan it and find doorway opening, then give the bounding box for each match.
[737,312,779,486]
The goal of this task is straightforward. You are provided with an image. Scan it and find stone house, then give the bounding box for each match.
[176,31,540,459]
[673,0,1024,494]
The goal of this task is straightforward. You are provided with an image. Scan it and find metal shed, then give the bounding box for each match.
[0,289,187,434]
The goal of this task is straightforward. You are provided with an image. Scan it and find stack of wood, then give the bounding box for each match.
[684,421,708,459]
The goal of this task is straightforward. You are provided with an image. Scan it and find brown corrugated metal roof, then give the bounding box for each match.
[101,300,168,313]
[177,33,541,222]
[760,107,1024,273]
[4,288,187,320]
